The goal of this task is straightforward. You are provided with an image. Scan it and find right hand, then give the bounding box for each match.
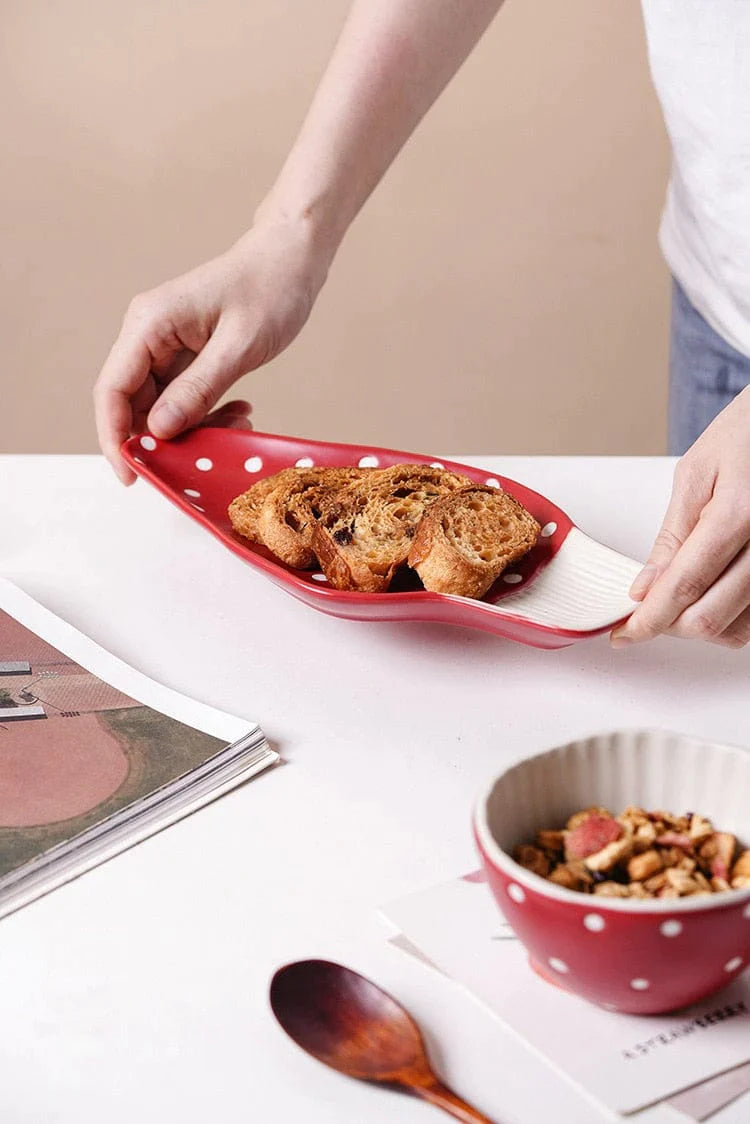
[94,217,329,484]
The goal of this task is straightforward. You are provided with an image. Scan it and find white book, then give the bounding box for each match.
[0,576,278,919]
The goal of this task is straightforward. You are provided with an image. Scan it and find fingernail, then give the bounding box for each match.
[150,401,186,438]
[610,634,632,649]
[629,565,657,600]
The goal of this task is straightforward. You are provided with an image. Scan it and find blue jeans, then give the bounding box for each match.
[669,279,750,454]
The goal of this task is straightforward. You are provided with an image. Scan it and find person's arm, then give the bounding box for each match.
[94,0,505,484]
[257,0,505,250]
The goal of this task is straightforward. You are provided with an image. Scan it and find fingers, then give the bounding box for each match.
[130,376,160,435]
[94,331,154,486]
[718,603,750,649]
[612,496,749,645]
[628,458,712,601]
[665,542,750,645]
[199,399,254,430]
[146,328,248,439]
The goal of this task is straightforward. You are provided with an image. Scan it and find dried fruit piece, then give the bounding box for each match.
[664,868,702,895]
[548,861,592,892]
[689,813,714,844]
[699,832,737,881]
[514,804,747,900]
[513,845,550,878]
[655,831,694,853]
[584,834,634,873]
[535,829,565,853]
[566,806,611,831]
[593,881,631,898]
[732,850,750,881]
[564,815,623,862]
[628,849,663,882]
[618,805,650,829]
[632,822,658,852]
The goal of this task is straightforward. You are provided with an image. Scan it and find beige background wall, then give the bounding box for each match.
[2,0,670,457]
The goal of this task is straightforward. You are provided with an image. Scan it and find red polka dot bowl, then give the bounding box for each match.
[473,730,750,1014]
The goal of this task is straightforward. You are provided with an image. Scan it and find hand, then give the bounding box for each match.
[196,398,254,432]
[94,218,329,484]
[611,386,750,649]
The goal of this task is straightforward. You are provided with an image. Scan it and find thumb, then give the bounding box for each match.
[629,460,711,600]
[147,332,245,439]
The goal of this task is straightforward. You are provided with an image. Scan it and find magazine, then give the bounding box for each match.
[0,577,278,919]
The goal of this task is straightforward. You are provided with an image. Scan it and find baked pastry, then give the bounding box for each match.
[229,461,541,600]
[257,466,364,569]
[228,469,298,545]
[407,487,540,599]
[311,464,473,592]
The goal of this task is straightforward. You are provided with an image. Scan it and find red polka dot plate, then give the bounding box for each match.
[121,428,640,649]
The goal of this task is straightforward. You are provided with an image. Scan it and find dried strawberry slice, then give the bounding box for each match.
[703,832,736,880]
[655,831,693,852]
[564,815,622,861]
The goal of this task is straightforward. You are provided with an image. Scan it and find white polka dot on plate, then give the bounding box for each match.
[295,456,314,468]
[724,956,743,973]
[311,573,328,582]
[744,904,750,919]
[430,461,445,469]
[507,883,525,904]
[630,978,650,991]
[184,488,201,498]
[195,457,213,472]
[244,456,263,473]
[583,913,605,933]
[358,454,379,468]
[548,958,569,974]
[139,435,157,451]
[541,522,557,538]
[502,573,523,585]
[485,478,501,489]
[660,920,683,938]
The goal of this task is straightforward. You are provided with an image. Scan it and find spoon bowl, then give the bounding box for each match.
[270,959,496,1122]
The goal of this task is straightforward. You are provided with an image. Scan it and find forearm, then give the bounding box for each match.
[256,0,504,260]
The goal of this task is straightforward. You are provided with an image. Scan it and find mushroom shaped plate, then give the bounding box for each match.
[122,429,640,649]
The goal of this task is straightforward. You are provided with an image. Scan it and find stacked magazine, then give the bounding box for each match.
[0,576,278,919]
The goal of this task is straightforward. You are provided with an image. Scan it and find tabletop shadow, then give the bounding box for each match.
[362,619,748,698]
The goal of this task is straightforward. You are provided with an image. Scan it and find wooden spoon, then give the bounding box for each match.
[269,959,496,1122]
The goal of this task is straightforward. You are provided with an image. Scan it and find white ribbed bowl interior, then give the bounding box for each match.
[478,730,750,907]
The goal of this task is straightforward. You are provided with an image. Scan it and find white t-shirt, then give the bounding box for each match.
[641,1,750,356]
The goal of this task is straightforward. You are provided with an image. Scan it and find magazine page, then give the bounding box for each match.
[0,576,253,743]
[0,576,277,911]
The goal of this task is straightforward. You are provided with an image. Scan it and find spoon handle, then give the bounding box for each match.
[415,1078,496,1123]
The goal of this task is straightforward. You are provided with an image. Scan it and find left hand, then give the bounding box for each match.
[611,386,750,649]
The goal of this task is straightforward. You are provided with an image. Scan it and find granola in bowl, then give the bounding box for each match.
[514,805,750,899]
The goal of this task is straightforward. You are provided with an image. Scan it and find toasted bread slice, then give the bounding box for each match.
[408,487,541,599]
[257,466,364,569]
[311,464,474,591]
[228,468,298,544]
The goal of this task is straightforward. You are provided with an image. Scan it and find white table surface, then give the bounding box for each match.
[1,453,749,1124]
